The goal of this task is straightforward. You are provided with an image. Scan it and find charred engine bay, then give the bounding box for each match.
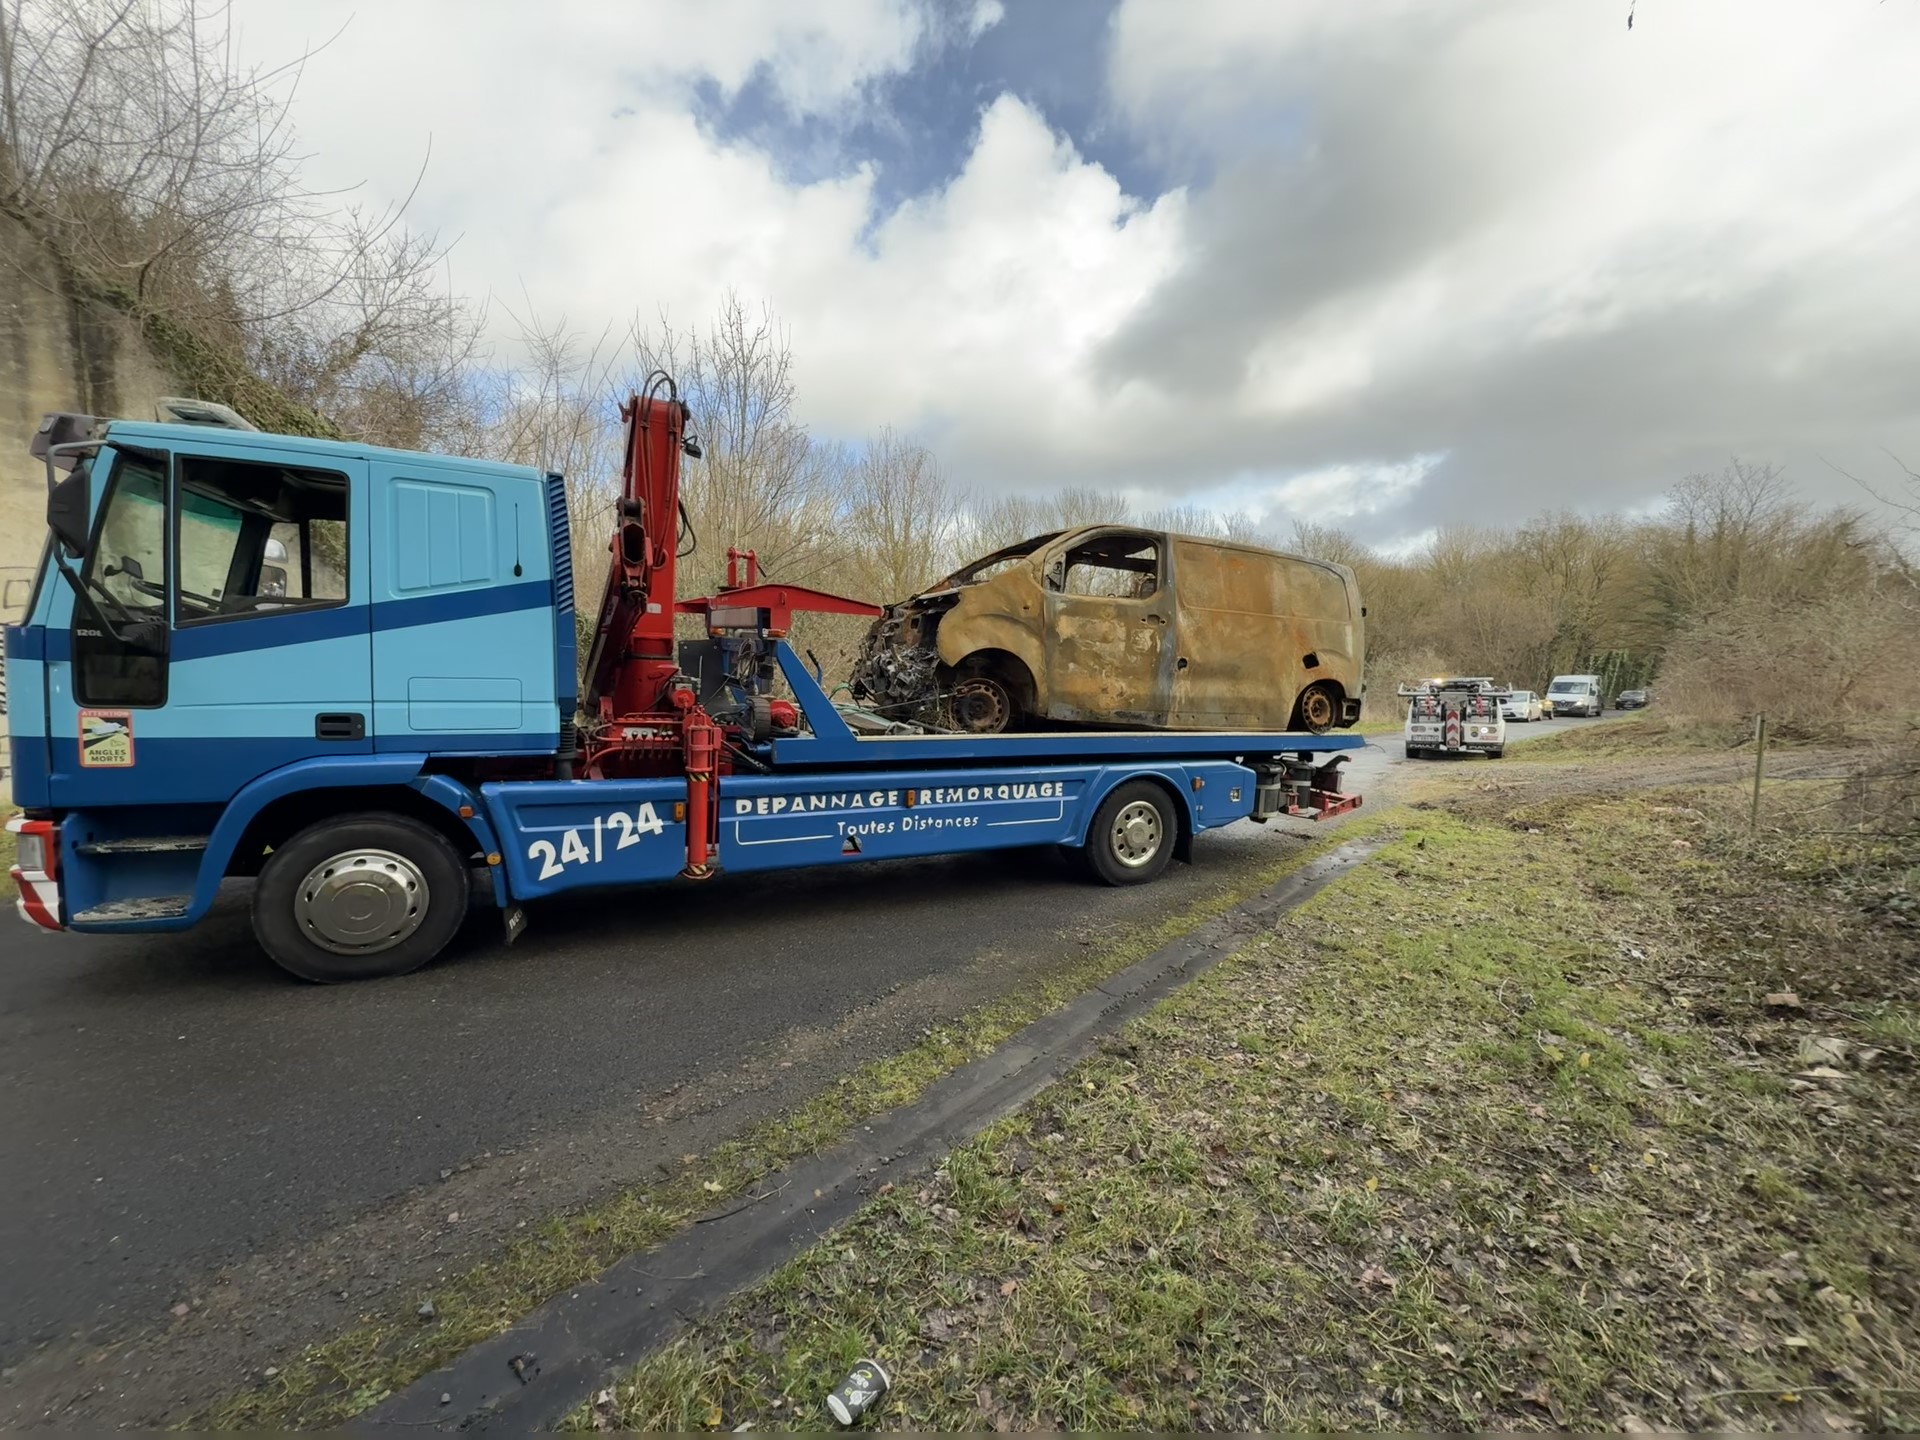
[850,596,955,721]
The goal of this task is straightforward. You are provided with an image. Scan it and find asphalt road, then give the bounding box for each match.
[0,714,1594,1388]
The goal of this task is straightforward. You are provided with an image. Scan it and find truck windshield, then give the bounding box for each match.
[1549,681,1581,693]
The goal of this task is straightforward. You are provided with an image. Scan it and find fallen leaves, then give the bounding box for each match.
[1358,1264,1397,1292]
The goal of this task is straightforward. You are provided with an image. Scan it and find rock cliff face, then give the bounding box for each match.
[0,208,183,622]
[0,208,327,795]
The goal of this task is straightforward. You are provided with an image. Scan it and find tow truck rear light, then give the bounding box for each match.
[14,829,48,874]
[8,816,63,932]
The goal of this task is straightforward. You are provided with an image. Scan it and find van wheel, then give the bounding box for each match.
[1082,781,1176,886]
[1293,682,1340,733]
[254,813,469,982]
[951,674,1014,733]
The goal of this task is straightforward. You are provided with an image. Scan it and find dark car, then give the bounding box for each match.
[1615,689,1650,709]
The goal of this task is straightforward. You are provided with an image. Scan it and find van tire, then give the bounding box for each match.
[1082,780,1176,886]
[254,813,469,982]
[1292,682,1341,733]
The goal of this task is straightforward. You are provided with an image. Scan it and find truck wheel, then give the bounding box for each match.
[1489,747,1506,760]
[1082,780,1176,886]
[253,813,470,982]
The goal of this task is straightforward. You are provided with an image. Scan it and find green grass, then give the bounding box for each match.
[196,823,1376,1429]
[584,782,1920,1432]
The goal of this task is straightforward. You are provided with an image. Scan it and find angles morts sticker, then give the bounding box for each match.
[79,709,134,767]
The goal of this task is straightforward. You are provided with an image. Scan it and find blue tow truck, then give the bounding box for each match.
[5,383,1362,981]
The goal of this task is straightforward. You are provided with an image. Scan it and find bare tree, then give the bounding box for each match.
[0,0,470,433]
[631,294,850,592]
[840,428,966,601]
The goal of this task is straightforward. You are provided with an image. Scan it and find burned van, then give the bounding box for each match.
[849,527,1365,733]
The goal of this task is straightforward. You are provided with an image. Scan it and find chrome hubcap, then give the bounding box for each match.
[294,848,429,955]
[1110,800,1163,867]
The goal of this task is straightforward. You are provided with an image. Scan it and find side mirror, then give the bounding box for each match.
[47,468,91,555]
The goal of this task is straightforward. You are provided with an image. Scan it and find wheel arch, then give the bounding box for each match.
[195,757,489,914]
[941,647,1040,720]
[936,614,1045,702]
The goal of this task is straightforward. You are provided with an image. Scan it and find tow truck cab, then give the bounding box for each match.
[5,412,572,934]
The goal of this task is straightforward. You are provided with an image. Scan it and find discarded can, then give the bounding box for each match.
[825,1357,890,1426]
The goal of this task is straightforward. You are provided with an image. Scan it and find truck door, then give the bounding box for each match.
[1039,529,1172,727]
[43,441,372,808]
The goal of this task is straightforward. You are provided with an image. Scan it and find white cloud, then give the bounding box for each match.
[231,0,924,212]
[1101,0,1920,532]
[968,0,1005,41]
[230,0,1920,539]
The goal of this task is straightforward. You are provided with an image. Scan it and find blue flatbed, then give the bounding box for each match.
[471,644,1365,905]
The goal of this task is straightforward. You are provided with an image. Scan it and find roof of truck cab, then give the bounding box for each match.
[101,419,549,481]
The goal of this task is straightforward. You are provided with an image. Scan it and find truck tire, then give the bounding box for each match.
[253,813,470,982]
[1082,780,1176,886]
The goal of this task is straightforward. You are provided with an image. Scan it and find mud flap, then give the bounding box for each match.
[503,904,528,946]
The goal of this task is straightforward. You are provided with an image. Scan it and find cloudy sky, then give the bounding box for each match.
[232,0,1920,546]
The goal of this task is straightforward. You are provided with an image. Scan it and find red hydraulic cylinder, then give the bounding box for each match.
[678,689,721,879]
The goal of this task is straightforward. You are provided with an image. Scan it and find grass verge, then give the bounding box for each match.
[197,826,1367,1428]
[584,773,1919,1431]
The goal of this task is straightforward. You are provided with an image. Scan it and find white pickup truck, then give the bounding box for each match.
[1398,677,1509,760]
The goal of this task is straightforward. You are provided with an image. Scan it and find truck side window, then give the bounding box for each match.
[85,455,167,615]
[174,457,348,624]
[1055,533,1161,598]
[75,451,169,707]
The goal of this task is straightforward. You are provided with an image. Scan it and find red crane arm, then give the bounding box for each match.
[581,384,693,717]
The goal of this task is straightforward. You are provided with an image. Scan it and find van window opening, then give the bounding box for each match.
[1053,533,1160,598]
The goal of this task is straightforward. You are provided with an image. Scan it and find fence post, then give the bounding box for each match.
[1749,710,1768,834]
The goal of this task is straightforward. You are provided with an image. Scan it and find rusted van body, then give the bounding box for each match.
[850,526,1366,733]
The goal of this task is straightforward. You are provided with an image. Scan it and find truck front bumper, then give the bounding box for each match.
[7,816,63,931]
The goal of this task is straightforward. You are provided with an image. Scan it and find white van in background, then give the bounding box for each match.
[1545,674,1603,717]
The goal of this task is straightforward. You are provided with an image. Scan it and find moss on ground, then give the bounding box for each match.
[583,772,1919,1431]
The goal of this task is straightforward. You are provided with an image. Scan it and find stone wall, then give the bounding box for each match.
[0,210,333,800]
[2,209,195,796]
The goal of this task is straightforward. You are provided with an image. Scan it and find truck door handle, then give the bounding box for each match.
[1142,613,1167,625]
[315,712,366,740]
